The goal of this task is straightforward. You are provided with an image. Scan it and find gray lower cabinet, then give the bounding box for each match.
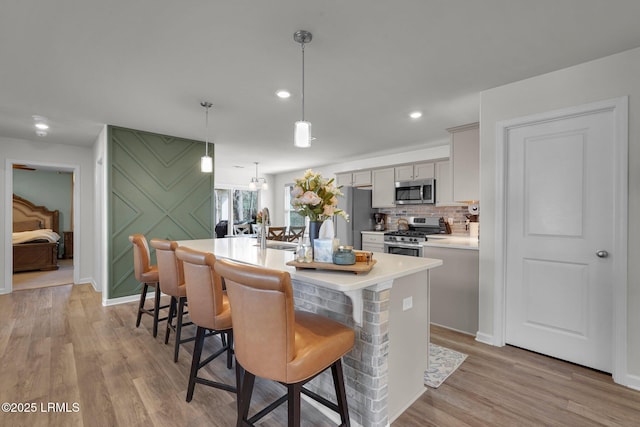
[423,246,478,335]
[361,232,384,253]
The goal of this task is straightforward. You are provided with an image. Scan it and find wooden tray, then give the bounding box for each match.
[286,258,376,274]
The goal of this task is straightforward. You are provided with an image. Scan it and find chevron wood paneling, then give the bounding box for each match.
[108,126,214,298]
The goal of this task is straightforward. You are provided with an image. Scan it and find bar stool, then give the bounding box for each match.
[215,258,355,427]
[129,234,169,338]
[150,239,195,362]
[175,246,236,401]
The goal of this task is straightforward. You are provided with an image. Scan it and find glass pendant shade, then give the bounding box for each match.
[294,121,311,148]
[248,181,257,191]
[200,155,213,173]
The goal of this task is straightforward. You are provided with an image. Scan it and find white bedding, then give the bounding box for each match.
[12,229,61,244]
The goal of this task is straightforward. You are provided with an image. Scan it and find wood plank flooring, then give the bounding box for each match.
[395,326,640,427]
[1,284,639,426]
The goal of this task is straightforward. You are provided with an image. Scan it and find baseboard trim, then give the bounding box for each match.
[475,332,495,346]
[103,290,167,307]
[623,373,640,391]
[430,322,476,336]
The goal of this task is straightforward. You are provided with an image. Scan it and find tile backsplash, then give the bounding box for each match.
[377,205,476,235]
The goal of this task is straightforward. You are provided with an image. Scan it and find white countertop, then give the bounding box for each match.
[422,235,479,250]
[176,237,443,293]
[361,230,386,235]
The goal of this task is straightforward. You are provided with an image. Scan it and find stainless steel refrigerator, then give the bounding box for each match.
[335,187,374,250]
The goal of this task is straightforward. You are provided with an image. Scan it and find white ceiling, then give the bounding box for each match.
[2,1,640,175]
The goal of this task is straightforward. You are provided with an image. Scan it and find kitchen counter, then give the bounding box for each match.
[423,234,479,250]
[361,230,386,234]
[176,237,442,426]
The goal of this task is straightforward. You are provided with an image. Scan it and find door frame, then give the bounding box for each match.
[4,159,81,294]
[493,96,628,383]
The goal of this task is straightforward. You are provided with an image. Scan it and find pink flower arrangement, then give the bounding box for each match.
[290,169,349,222]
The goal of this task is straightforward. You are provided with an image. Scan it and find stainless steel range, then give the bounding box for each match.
[384,217,448,257]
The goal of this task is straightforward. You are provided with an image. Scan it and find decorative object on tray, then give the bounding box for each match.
[424,343,467,388]
[333,246,356,265]
[290,169,349,255]
[287,250,374,274]
[286,258,376,274]
[290,169,349,221]
[313,219,338,263]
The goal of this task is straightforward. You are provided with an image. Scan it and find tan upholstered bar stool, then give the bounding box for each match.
[216,258,355,427]
[150,239,195,362]
[175,246,236,401]
[129,234,169,338]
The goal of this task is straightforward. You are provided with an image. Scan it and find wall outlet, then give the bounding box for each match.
[402,296,413,311]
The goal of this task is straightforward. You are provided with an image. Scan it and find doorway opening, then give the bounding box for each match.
[6,160,80,293]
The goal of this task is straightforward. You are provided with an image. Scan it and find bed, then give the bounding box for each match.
[12,194,60,272]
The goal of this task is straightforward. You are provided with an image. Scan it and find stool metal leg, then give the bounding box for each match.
[331,359,350,426]
[165,296,177,344]
[136,283,149,328]
[152,283,161,337]
[174,296,186,362]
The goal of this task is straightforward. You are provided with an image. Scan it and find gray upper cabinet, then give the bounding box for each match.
[352,170,372,187]
[394,162,435,181]
[434,159,464,206]
[449,123,480,202]
[336,172,352,187]
[336,170,372,187]
[372,168,396,208]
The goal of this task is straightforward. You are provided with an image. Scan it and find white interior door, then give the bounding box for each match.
[505,108,615,372]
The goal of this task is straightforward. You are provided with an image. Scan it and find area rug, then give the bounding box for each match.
[424,343,467,388]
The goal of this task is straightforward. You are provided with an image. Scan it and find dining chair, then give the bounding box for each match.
[215,258,355,426]
[286,226,305,242]
[267,226,287,241]
[129,234,169,338]
[150,239,195,362]
[175,246,236,401]
[234,224,251,236]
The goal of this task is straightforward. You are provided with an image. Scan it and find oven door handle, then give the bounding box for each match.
[384,242,424,250]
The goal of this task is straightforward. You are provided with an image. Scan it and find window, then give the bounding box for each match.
[214,187,258,237]
[284,183,305,227]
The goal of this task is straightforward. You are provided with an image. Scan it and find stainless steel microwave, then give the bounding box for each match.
[394,178,435,204]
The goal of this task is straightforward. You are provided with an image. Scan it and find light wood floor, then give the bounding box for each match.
[1,284,639,427]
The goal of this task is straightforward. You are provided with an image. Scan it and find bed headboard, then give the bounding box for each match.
[13,194,60,234]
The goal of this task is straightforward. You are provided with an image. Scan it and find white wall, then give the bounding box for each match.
[1,136,96,293]
[272,142,450,224]
[479,47,640,380]
[215,159,275,212]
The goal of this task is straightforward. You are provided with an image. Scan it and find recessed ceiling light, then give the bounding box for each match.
[276,90,291,99]
[409,111,423,119]
[35,122,49,130]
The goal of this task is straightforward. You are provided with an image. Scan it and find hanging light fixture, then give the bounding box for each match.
[200,101,213,173]
[293,30,312,148]
[248,162,268,191]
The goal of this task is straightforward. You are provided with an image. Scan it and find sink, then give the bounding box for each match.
[254,243,297,251]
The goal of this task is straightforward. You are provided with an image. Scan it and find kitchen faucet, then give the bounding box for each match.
[259,207,270,249]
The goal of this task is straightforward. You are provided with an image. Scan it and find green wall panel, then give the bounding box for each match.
[108,126,214,299]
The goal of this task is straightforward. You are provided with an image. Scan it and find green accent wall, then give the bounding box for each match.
[108,126,214,298]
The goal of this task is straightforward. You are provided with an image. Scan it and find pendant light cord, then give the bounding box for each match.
[301,42,305,121]
[205,104,209,157]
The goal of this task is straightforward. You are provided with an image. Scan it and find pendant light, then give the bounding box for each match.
[248,162,268,191]
[294,30,312,148]
[200,101,213,173]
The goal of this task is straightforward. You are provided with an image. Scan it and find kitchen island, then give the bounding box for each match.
[177,237,442,427]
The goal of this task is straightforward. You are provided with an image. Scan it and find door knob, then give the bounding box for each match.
[596,250,609,258]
